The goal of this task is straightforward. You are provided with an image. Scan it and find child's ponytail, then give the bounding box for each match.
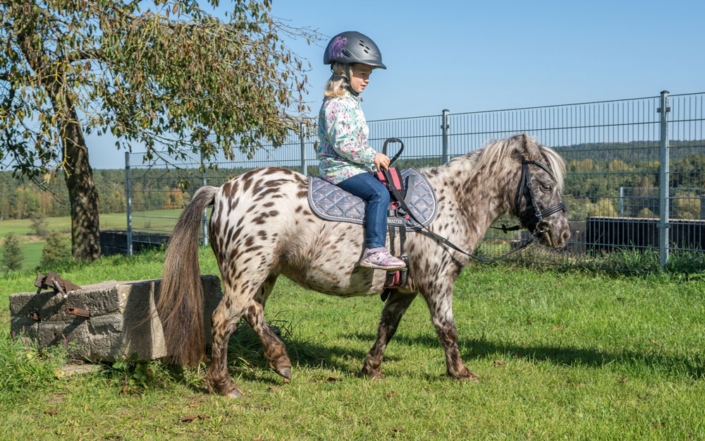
[324,62,349,98]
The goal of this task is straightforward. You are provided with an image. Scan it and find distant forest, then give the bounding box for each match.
[1,140,703,221]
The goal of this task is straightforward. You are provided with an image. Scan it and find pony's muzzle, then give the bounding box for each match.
[537,220,570,248]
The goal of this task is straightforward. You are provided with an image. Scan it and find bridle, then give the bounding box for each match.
[516,160,567,233]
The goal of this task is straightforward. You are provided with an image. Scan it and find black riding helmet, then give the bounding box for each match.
[323,31,386,69]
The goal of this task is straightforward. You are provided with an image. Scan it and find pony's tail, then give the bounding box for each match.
[157,185,218,367]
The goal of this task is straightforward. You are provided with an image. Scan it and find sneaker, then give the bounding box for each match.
[359,247,407,271]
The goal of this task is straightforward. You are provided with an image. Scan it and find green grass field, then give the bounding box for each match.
[1,248,704,439]
[0,217,70,272]
[0,210,182,271]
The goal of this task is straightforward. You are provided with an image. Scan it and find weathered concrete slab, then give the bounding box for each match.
[9,276,222,362]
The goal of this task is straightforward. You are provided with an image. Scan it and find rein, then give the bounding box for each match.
[387,160,566,264]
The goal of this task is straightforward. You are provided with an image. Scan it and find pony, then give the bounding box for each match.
[157,134,570,398]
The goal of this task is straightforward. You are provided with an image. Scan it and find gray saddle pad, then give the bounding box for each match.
[308,169,438,231]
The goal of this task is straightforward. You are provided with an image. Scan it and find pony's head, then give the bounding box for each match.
[482,134,571,248]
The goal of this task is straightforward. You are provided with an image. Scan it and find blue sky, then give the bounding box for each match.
[87,0,704,168]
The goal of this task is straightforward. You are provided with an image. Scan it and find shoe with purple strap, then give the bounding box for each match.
[359,247,407,271]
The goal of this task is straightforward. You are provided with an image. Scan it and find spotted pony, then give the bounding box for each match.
[157,134,570,398]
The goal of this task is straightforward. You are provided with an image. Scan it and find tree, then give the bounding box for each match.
[593,198,618,217]
[40,230,71,267]
[29,210,49,237]
[672,193,700,220]
[1,0,317,260]
[2,232,23,272]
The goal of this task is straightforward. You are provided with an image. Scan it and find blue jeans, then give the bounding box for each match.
[337,172,389,249]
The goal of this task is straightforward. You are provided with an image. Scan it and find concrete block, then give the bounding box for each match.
[9,276,222,363]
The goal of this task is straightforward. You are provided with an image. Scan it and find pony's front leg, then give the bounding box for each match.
[423,287,478,381]
[362,291,418,379]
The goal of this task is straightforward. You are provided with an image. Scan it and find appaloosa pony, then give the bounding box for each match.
[157,134,570,397]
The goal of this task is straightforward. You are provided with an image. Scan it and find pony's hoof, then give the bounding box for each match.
[224,387,243,399]
[450,371,479,382]
[275,366,291,381]
[362,368,383,380]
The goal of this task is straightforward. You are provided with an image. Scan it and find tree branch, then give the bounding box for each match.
[65,48,105,63]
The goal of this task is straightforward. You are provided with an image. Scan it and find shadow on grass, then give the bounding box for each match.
[223,324,376,383]
[374,331,705,380]
[180,323,705,391]
[221,328,705,379]
[112,327,702,398]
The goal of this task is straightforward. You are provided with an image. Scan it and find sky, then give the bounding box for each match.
[86,0,705,168]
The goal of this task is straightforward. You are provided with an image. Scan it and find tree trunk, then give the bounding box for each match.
[61,107,101,261]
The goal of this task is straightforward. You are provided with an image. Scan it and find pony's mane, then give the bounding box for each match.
[442,135,565,190]
[537,144,565,191]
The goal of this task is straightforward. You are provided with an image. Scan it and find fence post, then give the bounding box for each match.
[200,150,208,247]
[657,90,671,268]
[619,187,625,217]
[441,109,450,164]
[124,152,133,257]
[300,121,307,176]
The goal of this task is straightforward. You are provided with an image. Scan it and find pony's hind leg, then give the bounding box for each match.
[207,281,249,398]
[208,270,276,397]
[208,256,284,397]
[241,274,292,381]
[362,291,418,379]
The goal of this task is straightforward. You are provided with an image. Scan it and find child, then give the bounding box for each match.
[316,31,406,271]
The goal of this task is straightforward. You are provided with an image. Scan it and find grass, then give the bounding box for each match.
[0,210,165,271]
[1,249,704,439]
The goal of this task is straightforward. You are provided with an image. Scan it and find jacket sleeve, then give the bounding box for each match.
[321,99,377,166]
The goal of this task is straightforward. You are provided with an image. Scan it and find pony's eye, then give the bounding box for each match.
[539,183,552,192]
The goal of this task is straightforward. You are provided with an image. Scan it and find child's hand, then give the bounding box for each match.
[374,152,390,170]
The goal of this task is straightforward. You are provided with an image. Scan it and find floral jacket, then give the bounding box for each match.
[316,91,377,184]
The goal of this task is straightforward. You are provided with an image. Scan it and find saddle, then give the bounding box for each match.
[308,168,438,299]
[307,168,438,231]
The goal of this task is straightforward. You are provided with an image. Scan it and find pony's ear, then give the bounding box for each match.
[519,133,541,161]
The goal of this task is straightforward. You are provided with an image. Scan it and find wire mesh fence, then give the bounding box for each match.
[122,91,705,270]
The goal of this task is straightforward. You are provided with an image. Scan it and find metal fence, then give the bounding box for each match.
[123,91,705,270]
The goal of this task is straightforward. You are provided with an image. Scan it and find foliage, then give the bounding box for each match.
[0,0,319,260]
[1,231,22,272]
[560,142,704,219]
[592,248,662,273]
[29,210,49,237]
[1,0,317,174]
[672,192,701,220]
[39,230,71,268]
[106,355,191,393]
[0,330,68,394]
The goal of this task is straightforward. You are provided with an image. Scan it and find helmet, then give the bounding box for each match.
[323,31,386,69]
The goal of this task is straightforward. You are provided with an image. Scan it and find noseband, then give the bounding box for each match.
[517,160,567,229]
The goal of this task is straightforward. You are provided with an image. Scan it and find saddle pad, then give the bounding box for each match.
[308,169,438,231]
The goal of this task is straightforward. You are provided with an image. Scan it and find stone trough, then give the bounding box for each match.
[9,276,222,363]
